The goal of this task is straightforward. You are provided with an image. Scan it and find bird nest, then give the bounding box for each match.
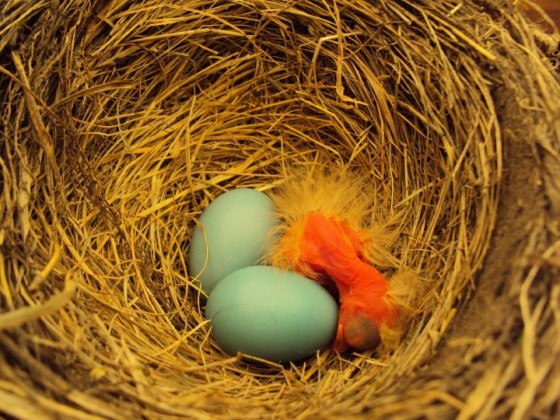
[1,0,559,418]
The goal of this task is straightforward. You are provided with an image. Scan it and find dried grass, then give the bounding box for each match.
[1,0,559,418]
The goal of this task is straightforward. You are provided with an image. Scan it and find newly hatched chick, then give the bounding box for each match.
[264,165,418,353]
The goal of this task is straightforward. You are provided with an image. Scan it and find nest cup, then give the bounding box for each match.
[1,1,559,418]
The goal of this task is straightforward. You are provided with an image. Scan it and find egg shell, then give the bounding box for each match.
[205,266,338,362]
[189,189,278,294]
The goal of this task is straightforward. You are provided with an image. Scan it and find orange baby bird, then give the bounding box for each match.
[265,167,405,353]
[282,212,398,352]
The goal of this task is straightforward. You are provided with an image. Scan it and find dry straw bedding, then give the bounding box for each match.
[1,0,560,418]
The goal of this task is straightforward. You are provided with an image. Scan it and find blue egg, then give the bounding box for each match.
[205,266,338,362]
[189,189,278,294]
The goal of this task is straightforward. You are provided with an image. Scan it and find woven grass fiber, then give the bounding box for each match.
[1,0,560,418]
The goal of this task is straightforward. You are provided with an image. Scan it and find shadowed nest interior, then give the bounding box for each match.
[1,0,559,418]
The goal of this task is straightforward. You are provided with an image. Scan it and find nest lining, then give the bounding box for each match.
[1,0,559,418]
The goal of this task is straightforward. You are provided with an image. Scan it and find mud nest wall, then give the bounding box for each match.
[1,0,560,418]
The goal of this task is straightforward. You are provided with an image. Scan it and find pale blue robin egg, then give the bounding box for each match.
[189,189,278,294]
[205,266,338,362]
